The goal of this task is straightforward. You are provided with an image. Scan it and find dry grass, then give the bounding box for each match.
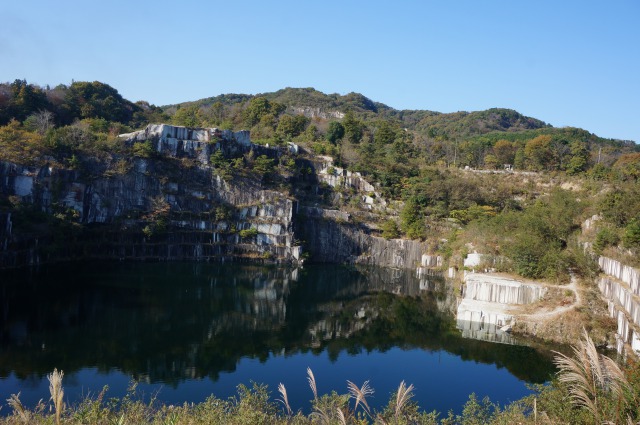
[47,369,64,425]
[277,382,292,417]
[4,361,637,424]
[347,379,374,415]
[516,287,575,315]
[307,367,318,401]
[6,393,29,424]
[393,381,415,422]
[553,329,630,423]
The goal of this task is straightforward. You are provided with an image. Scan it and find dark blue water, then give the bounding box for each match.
[0,262,555,414]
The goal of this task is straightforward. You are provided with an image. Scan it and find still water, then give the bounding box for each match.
[0,262,555,414]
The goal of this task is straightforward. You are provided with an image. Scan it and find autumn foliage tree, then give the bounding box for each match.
[613,152,640,181]
[492,139,516,166]
[524,135,554,171]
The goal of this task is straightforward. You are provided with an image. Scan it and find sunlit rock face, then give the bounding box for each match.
[456,273,546,344]
[598,256,640,354]
[463,274,547,305]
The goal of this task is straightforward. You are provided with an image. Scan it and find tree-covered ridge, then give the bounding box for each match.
[1,79,638,191]
[0,79,167,130]
[163,86,636,174]
[414,107,550,138]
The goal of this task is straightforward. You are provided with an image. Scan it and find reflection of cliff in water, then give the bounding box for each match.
[0,262,555,387]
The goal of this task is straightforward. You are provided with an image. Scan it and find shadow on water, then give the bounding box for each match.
[0,261,557,411]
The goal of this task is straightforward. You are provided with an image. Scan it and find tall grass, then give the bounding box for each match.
[553,329,634,424]
[48,369,64,425]
[2,350,639,424]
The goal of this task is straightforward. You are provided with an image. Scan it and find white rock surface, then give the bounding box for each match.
[456,273,546,344]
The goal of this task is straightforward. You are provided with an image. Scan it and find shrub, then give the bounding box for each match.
[239,228,258,239]
[381,219,400,240]
[132,140,154,158]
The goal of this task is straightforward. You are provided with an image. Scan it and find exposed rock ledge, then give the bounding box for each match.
[457,273,548,344]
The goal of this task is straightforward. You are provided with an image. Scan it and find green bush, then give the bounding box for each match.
[239,228,258,239]
[593,227,619,254]
[381,219,400,239]
[132,140,154,158]
[623,220,640,250]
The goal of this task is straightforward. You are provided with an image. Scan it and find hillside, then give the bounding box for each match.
[1,80,639,276]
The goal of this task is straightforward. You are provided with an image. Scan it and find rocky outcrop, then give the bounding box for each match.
[416,254,443,278]
[290,106,345,120]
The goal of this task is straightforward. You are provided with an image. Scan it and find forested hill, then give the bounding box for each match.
[165,87,552,137]
[0,80,638,184]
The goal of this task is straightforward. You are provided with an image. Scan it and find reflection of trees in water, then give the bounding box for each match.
[0,262,555,386]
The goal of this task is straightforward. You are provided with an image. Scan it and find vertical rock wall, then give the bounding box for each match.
[599,257,640,296]
[463,274,547,305]
[297,209,426,269]
[598,256,640,354]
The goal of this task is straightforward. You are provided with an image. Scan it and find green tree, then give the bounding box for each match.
[210,150,232,178]
[381,219,400,239]
[524,135,554,171]
[613,152,640,180]
[172,105,201,127]
[276,114,309,138]
[326,121,345,144]
[342,111,364,144]
[0,120,46,165]
[63,81,137,124]
[483,153,499,169]
[623,220,640,249]
[599,187,640,227]
[7,79,51,123]
[253,154,275,176]
[400,197,425,240]
[513,146,525,169]
[132,140,154,158]
[493,139,515,166]
[209,101,225,125]
[242,97,285,128]
[593,227,619,254]
[566,141,590,175]
[373,120,396,147]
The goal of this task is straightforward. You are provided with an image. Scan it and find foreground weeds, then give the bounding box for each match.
[3,335,640,425]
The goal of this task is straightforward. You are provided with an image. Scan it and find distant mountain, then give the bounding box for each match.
[170,88,556,140]
[414,108,550,138]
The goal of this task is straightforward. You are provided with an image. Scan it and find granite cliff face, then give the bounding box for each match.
[0,124,426,269]
[598,256,640,354]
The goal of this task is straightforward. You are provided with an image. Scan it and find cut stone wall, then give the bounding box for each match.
[598,256,640,355]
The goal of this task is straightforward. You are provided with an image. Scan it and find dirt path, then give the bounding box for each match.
[512,273,581,320]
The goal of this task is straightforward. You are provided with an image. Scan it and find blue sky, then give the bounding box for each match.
[1,1,638,142]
